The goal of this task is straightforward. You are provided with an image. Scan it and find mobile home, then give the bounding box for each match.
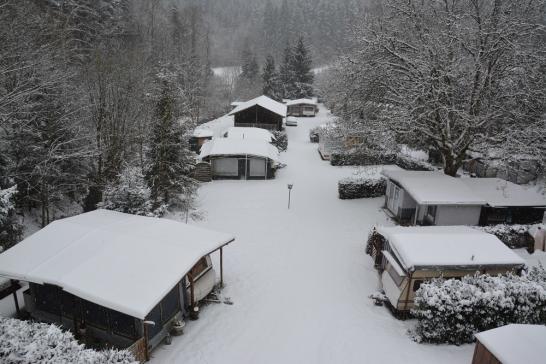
[0,210,234,361]
[368,226,525,315]
[286,99,318,117]
[229,95,287,131]
[382,170,485,225]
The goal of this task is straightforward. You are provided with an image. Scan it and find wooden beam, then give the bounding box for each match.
[142,323,150,362]
[188,273,195,307]
[220,247,224,288]
[12,291,20,317]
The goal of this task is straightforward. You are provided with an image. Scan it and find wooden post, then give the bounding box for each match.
[12,291,20,317]
[188,273,195,307]
[142,323,150,362]
[220,247,224,288]
[403,271,413,312]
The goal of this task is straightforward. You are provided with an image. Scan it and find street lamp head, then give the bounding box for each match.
[287,183,293,190]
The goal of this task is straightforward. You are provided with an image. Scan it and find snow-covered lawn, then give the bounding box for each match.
[153,106,473,363]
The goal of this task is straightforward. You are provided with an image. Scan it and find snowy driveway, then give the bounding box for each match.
[153,107,473,363]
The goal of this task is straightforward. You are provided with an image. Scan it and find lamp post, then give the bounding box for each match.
[287,183,293,209]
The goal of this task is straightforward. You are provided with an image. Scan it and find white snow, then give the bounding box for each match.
[152,105,473,364]
[226,127,276,142]
[375,225,525,270]
[475,324,546,364]
[199,138,282,164]
[285,98,317,106]
[192,128,214,138]
[381,170,485,205]
[229,95,287,117]
[212,66,241,77]
[460,178,546,207]
[0,209,234,320]
[194,114,234,138]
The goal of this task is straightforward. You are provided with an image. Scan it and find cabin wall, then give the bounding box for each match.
[210,156,274,180]
[287,104,316,116]
[435,205,482,226]
[471,341,502,364]
[234,105,282,131]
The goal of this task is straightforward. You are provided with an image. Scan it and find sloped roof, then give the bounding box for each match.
[199,138,282,163]
[460,178,546,207]
[229,95,287,117]
[375,225,525,270]
[475,324,546,364]
[0,210,234,319]
[381,170,485,205]
[226,127,276,142]
[286,98,317,106]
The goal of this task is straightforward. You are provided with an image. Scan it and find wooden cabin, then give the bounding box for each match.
[286,99,318,117]
[473,324,546,364]
[199,138,281,180]
[368,226,525,315]
[229,95,286,131]
[0,210,235,362]
[461,178,546,225]
[382,170,485,226]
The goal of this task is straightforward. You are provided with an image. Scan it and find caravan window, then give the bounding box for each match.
[190,257,211,280]
[412,280,424,292]
[382,251,405,287]
[387,264,405,287]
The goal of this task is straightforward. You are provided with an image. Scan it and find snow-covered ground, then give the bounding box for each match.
[153,106,473,363]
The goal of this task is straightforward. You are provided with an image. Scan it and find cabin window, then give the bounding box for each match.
[386,263,405,287]
[83,300,109,329]
[190,257,210,280]
[426,205,437,223]
[61,291,78,318]
[304,106,315,111]
[33,284,62,316]
[412,280,424,292]
[160,285,180,324]
[110,310,137,339]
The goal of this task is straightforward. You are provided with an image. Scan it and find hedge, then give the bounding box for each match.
[474,224,535,249]
[411,267,546,345]
[330,151,435,171]
[338,177,386,199]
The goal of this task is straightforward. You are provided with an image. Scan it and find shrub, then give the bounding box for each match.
[272,130,288,151]
[0,317,136,363]
[396,155,435,171]
[338,177,386,199]
[330,152,396,166]
[0,186,22,251]
[474,224,534,249]
[411,267,546,345]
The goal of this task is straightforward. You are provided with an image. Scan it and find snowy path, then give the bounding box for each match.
[153,107,473,363]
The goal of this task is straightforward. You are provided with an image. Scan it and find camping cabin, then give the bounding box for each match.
[286,99,318,117]
[382,170,485,226]
[472,324,546,364]
[460,178,546,225]
[368,226,525,315]
[224,127,275,143]
[0,210,234,362]
[229,95,286,131]
[199,138,281,180]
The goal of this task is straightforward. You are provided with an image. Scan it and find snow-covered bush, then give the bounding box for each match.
[396,155,435,171]
[411,268,546,344]
[0,317,137,363]
[272,130,288,151]
[0,185,22,250]
[330,151,396,166]
[99,167,166,217]
[338,177,386,199]
[475,224,534,249]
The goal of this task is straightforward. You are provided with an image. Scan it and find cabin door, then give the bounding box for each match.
[387,182,399,213]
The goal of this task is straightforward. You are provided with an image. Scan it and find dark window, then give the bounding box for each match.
[110,310,137,339]
[83,300,109,329]
[413,280,424,292]
[145,304,163,339]
[33,284,62,316]
[161,285,180,324]
[61,291,78,318]
[426,205,437,223]
[191,257,210,279]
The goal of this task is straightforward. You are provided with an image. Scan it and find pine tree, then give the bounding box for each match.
[262,55,281,101]
[0,185,22,251]
[279,42,296,99]
[291,36,314,98]
[145,75,197,212]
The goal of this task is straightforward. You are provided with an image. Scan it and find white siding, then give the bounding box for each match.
[249,158,266,177]
[435,205,482,226]
[212,158,238,176]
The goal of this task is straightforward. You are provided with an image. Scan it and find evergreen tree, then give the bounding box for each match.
[279,42,296,99]
[291,36,314,98]
[262,55,281,101]
[145,74,197,212]
[0,186,22,251]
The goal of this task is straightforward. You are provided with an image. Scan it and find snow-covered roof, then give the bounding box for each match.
[199,138,282,163]
[381,170,485,205]
[226,127,275,142]
[0,210,234,320]
[286,98,317,106]
[375,226,525,270]
[231,101,243,107]
[229,95,287,117]
[475,324,546,364]
[193,128,214,138]
[193,114,234,138]
[460,178,546,208]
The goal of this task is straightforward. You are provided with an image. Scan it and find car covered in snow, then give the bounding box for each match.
[285,116,298,127]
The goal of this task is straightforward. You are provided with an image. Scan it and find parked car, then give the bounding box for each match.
[286,116,298,127]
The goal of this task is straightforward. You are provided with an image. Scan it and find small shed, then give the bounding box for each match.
[0,210,234,361]
[286,98,318,117]
[473,324,546,364]
[369,226,525,314]
[460,178,546,225]
[382,170,485,225]
[229,95,287,131]
[199,138,282,180]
